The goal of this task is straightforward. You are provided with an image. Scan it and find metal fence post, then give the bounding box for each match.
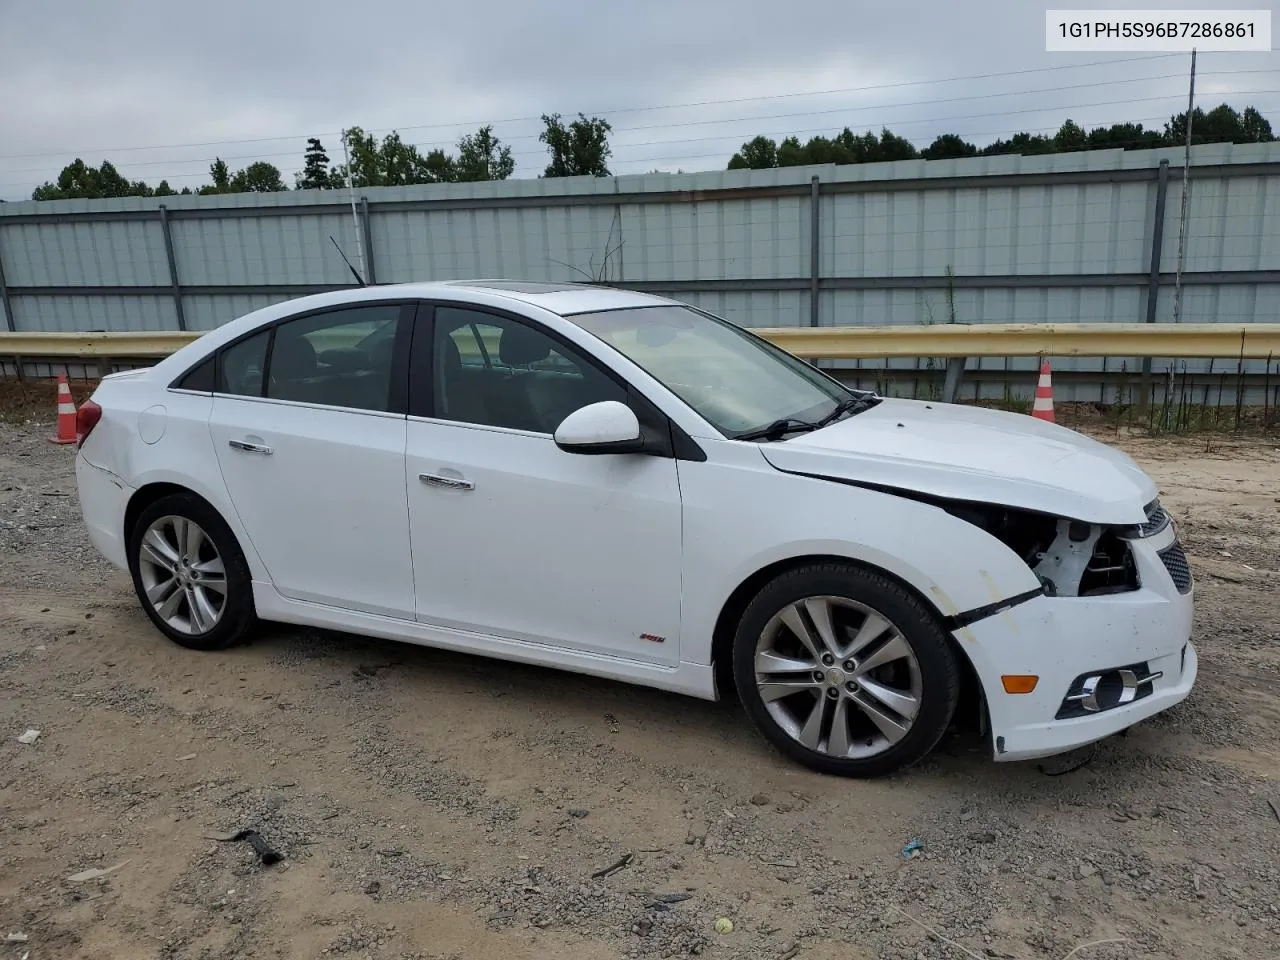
[809,175,821,327]
[1139,160,1171,405]
[360,196,377,284]
[158,205,187,331]
[0,225,13,332]
[941,357,966,403]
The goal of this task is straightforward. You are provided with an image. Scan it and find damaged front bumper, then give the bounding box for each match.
[954,521,1196,762]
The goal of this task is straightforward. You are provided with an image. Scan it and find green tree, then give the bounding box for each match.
[540,113,612,177]
[231,161,286,192]
[1052,119,1088,152]
[1085,122,1165,150]
[332,127,456,187]
[31,159,154,200]
[455,125,515,181]
[198,158,233,194]
[921,134,978,160]
[424,148,458,183]
[874,128,919,162]
[1241,106,1274,142]
[296,137,334,190]
[727,135,779,169]
[981,132,1054,157]
[776,136,807,167]
[1167,103,1276,145]
[729,126,917,169]
[153,179,178,196]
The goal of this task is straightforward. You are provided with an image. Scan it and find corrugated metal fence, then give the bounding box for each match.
[2,141,1278,400]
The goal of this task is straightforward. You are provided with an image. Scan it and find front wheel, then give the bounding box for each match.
[127,492,256,651]
[732,562,960,778]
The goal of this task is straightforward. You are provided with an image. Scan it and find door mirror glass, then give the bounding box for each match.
[554,401,643,454]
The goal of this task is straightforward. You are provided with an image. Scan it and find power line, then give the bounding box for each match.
[4,84,1275,185]
[586,68,1278,138]
[0,108,1239,189]
[0,52,1192,161]
[610,90,1280,152]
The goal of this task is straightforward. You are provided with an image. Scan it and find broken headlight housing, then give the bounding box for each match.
[938,500,1141,598]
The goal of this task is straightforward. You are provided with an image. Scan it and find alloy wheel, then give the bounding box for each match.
[753,595,923,760]
[136,515,228,635]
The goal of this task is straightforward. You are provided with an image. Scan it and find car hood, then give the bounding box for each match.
[758,397,1156,525]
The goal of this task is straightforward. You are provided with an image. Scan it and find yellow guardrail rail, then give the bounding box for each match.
[758,323,1280,359]
[0,332,199,358]
[3,323,1280,361]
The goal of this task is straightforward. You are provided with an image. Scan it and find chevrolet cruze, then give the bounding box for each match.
[73,280,1197,776]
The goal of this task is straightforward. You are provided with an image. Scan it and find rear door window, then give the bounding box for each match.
[264,305,403,412]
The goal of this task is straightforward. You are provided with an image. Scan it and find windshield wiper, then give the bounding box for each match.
[735,417,819,442]
[814,393,878,427]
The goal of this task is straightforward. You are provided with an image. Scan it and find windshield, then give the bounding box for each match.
[570,304,868,439]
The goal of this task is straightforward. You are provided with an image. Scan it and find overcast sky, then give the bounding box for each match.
[0,0,1275,200]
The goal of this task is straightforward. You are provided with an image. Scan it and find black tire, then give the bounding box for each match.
[126,491,256,651]
[732,562,960,778]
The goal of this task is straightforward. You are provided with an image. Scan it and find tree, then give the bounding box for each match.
[728,135,779,170]
[1052,119,1088,152]
[981,132,1054,157]
[874,128,919,162]
[153,180,178,196]
[777,136,807,167]
[423,148,457,183]
[31,159,154,200]
[1085,122,1165,151]
[455,125,515,181]
[1241,106,1274,143]
[296,137,334,190]
[198,158,233,195]
[921,134,978,160]
[1167,103,1276,145]
[231,161,286,192]
[332,127,456,187]
[727,126,917,169]
[540,113,612,177]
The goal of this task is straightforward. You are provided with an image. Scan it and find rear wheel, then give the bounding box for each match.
[732,562,960,777]
[127,492,255,651]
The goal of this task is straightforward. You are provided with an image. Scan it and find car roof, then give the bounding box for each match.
[372,279,675,316]
[149,279,680,381]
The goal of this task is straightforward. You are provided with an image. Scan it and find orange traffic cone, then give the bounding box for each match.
[49,373,78,444]
[1031,358,1055,423]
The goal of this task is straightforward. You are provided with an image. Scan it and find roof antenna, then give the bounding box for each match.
[329,235,366,287]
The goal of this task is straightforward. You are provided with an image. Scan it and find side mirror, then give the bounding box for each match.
[553,400,644,455]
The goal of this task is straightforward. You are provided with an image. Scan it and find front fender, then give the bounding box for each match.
[677,445,1043,667]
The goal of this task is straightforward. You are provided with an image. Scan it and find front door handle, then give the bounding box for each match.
[228,439,273,455]
[419,472,473,491]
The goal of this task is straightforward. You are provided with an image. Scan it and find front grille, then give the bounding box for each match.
[1158,541,1193,594]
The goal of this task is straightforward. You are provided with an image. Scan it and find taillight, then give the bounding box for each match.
[76,400,102,447]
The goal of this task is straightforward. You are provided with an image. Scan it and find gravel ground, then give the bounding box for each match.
[2,414,1279,960]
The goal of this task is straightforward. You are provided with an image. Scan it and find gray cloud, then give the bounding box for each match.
[0,0,1275,199]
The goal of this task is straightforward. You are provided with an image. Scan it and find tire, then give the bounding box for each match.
[732,562,960,778]
[126,491,256,651]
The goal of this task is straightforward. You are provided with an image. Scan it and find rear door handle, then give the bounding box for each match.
[419,472,473,491]
[228,439,273,455]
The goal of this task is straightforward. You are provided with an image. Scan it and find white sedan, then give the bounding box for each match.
[73,281,1197,777]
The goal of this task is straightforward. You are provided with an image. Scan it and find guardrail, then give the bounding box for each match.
[4,323,1280,362]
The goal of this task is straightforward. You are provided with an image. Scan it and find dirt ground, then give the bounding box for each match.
[2,410,1279,960]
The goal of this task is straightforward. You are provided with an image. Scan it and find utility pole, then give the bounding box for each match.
[341,128,368,280]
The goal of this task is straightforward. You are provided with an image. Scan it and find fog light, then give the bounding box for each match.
[1001,675,1039,694]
